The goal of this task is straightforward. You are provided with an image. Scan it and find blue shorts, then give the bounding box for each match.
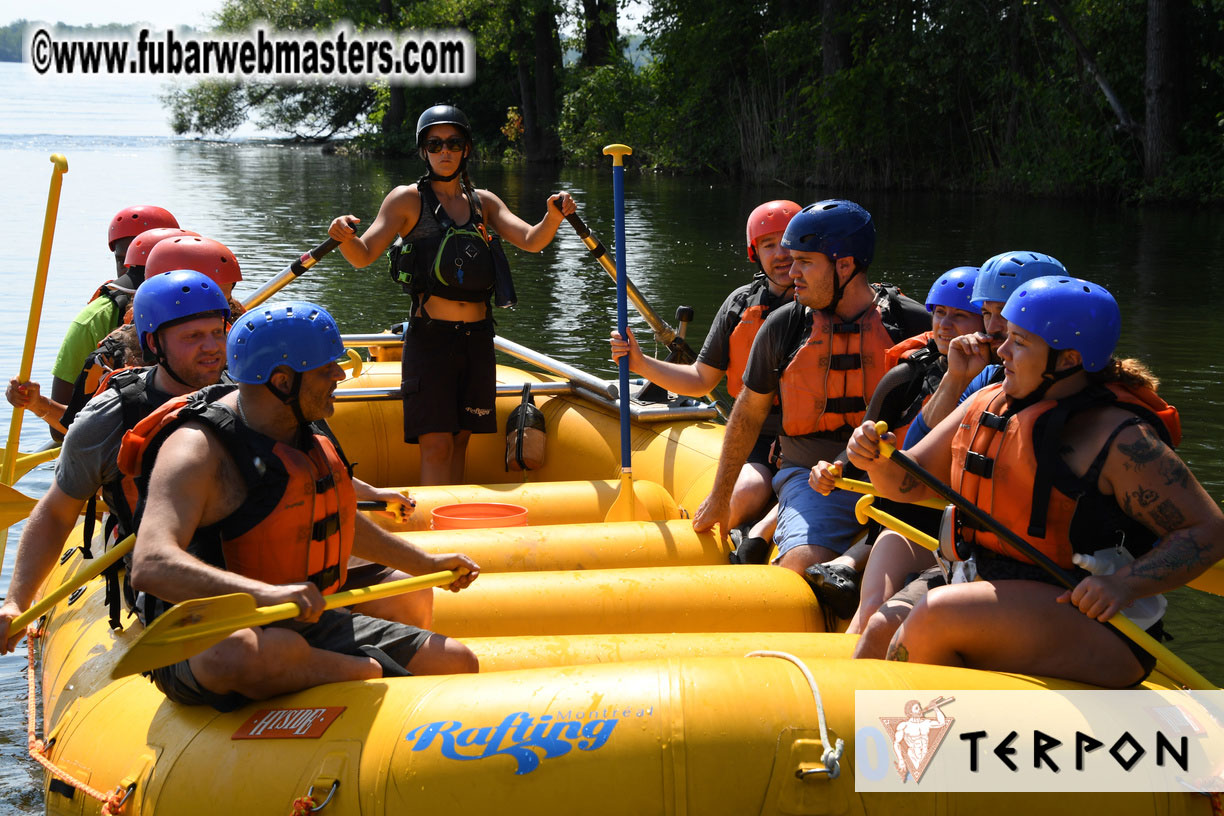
[771,467,865,559]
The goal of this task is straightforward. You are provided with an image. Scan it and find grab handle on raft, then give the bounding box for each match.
[8,534,135,638]
[871,421,1216,691]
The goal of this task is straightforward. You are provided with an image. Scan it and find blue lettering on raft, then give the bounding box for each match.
[405,709,649,774]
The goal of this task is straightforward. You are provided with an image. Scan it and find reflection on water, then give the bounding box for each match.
[0,136,1222,813]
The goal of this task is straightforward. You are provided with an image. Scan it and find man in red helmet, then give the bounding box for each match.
[33,206,180,437]
[7,229,251,436]
[610,200,799,538]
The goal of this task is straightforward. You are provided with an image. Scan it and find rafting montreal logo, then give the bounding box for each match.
[405,707,652,774]
[879,696,955,783]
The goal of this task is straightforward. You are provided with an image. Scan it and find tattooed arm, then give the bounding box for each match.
[845,397,968,503]
[1058,420,1224,621]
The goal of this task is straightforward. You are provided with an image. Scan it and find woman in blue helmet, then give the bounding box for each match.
[843,276,1224,686]
[327,104,576,485]
[906,250,1066,448]
[807,266,983,629]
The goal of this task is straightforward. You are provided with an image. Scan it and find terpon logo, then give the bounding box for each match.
[878,696,955,783]
[405,707,652,774]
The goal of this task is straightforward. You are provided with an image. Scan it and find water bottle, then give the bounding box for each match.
[1072,549,1167,630]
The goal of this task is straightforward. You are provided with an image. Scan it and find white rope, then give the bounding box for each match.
[746,650,844,779]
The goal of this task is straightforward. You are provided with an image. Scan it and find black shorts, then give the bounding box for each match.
[746,433,778,471]
[974,548,1160,683]
[401,316,497,442]
[149,608,434,711]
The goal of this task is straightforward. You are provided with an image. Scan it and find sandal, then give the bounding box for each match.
[803,562,861,619]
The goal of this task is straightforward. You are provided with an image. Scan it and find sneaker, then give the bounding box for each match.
[803,562,861,619]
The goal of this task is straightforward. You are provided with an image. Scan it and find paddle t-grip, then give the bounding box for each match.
[602,144,633,166]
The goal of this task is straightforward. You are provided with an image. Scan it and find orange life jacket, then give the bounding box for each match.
[951,381,1181,569]
[777,298,902,439]
[881,331,942,446]
[726,279,777,399]
[119,384,356,597]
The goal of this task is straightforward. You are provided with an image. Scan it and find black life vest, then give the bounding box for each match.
[390,177,499,305]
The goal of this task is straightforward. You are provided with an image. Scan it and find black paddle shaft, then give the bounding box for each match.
[886,445,1081,590]
[560,208,698,363]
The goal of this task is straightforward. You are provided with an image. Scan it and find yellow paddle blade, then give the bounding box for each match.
[0,444,58,486]
[603,472,653,523]
[111,568,462,679]
[0,483,37,528]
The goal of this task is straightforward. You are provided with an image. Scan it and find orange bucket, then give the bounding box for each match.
[430,502,530,530]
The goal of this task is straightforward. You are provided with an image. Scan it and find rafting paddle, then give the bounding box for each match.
[870,421,1215,690]
[560,206,697,365]
[241,237,341,311]
[0,483,38,530]
[6,533,136,643]
[0,154,69,566]
[601,144,647,523]
[111,568,465,679]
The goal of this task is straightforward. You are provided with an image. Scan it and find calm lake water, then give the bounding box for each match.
[1,60,1223,813]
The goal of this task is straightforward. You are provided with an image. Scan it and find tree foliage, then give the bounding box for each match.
[162,0,1224,200]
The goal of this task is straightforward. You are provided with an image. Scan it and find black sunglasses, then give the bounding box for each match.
[424,136,468,154]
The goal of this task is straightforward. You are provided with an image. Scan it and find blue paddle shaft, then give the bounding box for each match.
[611,164,631,468]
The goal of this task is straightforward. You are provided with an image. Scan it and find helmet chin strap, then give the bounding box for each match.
[823,260,863,315]
[1015,348,1083,407]
[265,372,311,437]
[426,154,467,182]
[755,260,794,295]
[151,331,194,389]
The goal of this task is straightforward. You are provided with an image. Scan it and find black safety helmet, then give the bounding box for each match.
[415,104,472,148]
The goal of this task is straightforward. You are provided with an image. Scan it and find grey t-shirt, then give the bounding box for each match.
[55,368,165,500]
[698,279,788,438]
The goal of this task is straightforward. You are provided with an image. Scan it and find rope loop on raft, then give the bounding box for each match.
[746,649,845,779]
[24,626,135,813]
[292,779,339,814]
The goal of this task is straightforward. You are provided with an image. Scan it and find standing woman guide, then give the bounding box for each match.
[329,104,576,484]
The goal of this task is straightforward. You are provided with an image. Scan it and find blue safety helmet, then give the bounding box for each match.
[780,200,875,267]
[925,266,982,314]
[132,269,230,354]
[1001,276,1120,372]
[227,301,344,384]
[972,251,1066,307]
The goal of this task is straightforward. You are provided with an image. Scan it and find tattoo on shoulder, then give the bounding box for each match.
[1157,455,1190,489]
[1117,427,1163,471]
[1150,498,1186,533]
[886,641,910,662]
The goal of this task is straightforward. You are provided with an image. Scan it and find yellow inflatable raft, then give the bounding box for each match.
[27,352,1217,816]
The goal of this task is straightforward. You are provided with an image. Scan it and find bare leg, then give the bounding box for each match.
[852,598,913,658]
[418,432,455,486]
[190,627,382,701]
[777,543,842,574]
[354,569,434,628]
[449,430,471,484]
[408,633,479,674]
[887,580,1145,687]
[847,532,933,634]
[728,463,774,529]
[747,504,778,541]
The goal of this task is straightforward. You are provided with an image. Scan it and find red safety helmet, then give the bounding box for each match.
[108,206,179,250]
[144,236,243,285]
[123,228,200,268]
[745,199,801,262]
